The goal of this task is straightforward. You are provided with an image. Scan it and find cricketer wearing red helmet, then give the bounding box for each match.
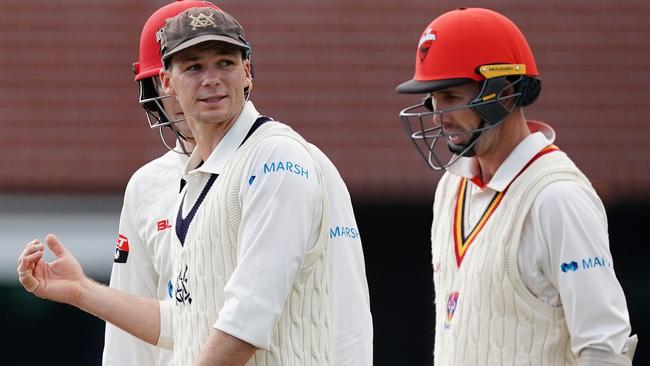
[397,7,637,366]
[101,1,220,365]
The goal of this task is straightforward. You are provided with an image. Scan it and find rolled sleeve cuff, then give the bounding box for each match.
[157,300,174,350]
[577,349,631,366]
[577,335,638,366]
[214,297,279,350]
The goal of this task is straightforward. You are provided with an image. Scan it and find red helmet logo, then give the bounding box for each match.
[418,28,437,63]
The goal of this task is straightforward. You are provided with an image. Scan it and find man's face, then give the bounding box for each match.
[153,77,192,138]
[430,82,482,150]
[430,82,503,157]
[161,42,251,130]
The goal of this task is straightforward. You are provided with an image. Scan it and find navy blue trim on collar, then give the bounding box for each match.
[175,115,272,247]
[242,115,272,146]
[176,173,217,246]
[179,178,186,193]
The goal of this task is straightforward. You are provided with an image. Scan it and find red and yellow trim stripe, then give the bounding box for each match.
[453,179,505,267]
[452,144,559,267]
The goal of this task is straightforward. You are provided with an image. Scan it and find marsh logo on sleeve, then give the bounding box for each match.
[329,225,360,239]
[114,234,129,263]
[263,161,309,179]
[561,256,611,273]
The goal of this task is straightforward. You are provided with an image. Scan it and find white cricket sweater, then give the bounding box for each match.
[170,122,331,366]
[431,149,592,365]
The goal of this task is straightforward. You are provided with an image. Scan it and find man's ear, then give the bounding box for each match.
[159,68,175,96]
[244,59,252,83]
[243,60,253,95]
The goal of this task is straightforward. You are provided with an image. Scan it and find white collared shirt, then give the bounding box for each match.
[446,120,631,355]
[177,101,372,365]
[104,147,188,366]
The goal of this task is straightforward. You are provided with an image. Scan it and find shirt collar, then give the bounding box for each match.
[446,120,556,192]
[184,101,260,175]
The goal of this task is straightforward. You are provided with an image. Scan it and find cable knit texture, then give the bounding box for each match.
[431,151,592,365]
[172,122,331,366]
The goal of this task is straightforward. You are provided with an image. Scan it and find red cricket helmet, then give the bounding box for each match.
[397,7,539,94]
[133,0,220,82]
[133,1,221,154]
[396,8,542,170]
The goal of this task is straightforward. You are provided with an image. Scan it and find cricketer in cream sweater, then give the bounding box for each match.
[395,8,637,366]
[157,101,372,366]
[431,122,634,365]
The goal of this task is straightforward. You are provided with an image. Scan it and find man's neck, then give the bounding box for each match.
[477,111,530,184]
[190,113,240,161]
[180,139,196,155]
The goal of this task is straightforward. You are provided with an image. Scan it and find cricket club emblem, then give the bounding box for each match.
[418,27,437,63]
[444,291,459,329]
[189,12,217,30]
[175,265,193,305]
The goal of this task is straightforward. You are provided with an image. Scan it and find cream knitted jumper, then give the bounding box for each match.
[172,122,331,366]
[431,150,592,365]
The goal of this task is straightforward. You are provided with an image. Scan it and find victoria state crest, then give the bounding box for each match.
[189,12,217,30]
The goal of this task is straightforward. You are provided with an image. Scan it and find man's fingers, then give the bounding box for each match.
[17,244,44,272]
[17,239,46,295]
[21,275,40,293]
[20,243,44,260]
[20,249,43,267]
[19,240,42,262]
[45,234,66,258]
[25,239,40,248]
[18,265,40,293]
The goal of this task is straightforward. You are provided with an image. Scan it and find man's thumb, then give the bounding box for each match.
[45,234,66,258]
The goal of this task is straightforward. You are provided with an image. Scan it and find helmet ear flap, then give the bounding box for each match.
[515,76,542,106]
[139,78,168,124]
[470,77,512,126]
[470,75,543,125]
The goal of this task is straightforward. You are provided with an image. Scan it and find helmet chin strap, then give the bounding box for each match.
[158,119,194,156]
[447,119,486,158]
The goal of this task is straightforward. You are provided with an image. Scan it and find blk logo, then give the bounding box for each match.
[157,219,171,232]
[561,261,578,273]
